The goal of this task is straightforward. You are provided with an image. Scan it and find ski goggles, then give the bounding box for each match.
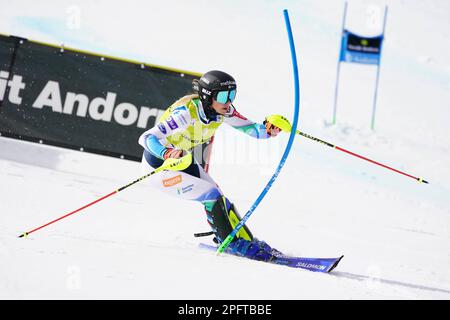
[214,89,236,104]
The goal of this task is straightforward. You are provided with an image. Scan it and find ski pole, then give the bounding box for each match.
[18,153,193,238]
[266,115,429,184]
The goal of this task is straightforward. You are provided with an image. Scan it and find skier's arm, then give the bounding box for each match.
[138,132,167,159]
[138,107,191,159]
[223,105,280,139]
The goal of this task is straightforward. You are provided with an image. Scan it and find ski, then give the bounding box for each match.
[199,243,343,273]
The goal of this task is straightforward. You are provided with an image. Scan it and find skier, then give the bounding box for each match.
[138,70,283,262]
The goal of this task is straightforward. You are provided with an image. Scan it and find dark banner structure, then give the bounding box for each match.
[332,2,388,130]
[0,34,201,162]
[339,30,383,65]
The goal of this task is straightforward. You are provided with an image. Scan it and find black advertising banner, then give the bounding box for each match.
[0,34,200,161]
[0,36,16,71]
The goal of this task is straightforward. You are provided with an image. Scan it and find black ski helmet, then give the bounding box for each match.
[192,70,237,110]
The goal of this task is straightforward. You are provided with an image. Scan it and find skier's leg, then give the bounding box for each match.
[141,150,222,201]
[141,151,279,261]
[204,195,281,262]
[203,195,253,242]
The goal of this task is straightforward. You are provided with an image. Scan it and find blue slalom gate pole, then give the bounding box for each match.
[370,6,388,130]
[332,1,348,125]
[217,9,301,254]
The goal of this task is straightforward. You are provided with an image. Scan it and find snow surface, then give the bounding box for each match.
[0,0,449,299]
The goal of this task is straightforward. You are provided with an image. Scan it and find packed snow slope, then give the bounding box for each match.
[0,0,449,299]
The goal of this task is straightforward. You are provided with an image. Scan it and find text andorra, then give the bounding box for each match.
[0,71,164,128]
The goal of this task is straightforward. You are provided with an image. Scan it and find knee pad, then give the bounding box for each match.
[204,196,253,243]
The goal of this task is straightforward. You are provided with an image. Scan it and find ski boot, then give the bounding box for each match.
[226,237,283,262]
[204,196,282,262]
